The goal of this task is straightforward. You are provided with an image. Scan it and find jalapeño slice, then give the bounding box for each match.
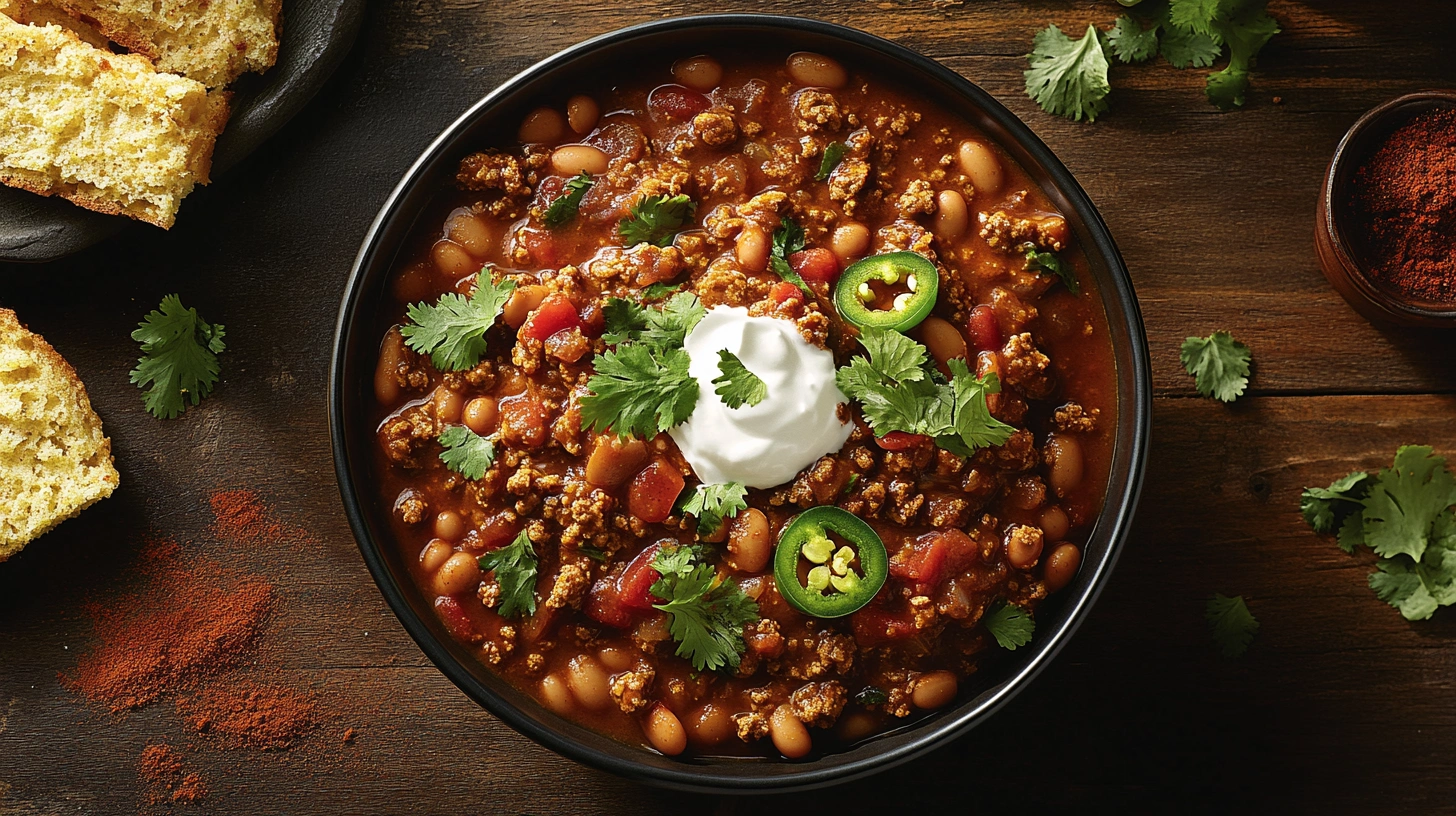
[774,506,888,618]
[833,251,939,332]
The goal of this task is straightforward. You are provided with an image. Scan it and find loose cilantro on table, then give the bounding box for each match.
[681,482,749,537]
[815,141,847,181]
[543,171,593,227]
[1180,331,1251,403]
[478,530,539,619]
[982,601,1035,650]
[1206,594,1258,657]
[130,294,226,419]
[619,194,696,248]
[1304,446,1456,621]
[582,292,707,438]
[769,217,811,293]
[1025,24,1111,123]
[401,270,515,371]
[650,547,759,671]
[437,425,495,480]
[712,350,767,409]
[1026,249,1079,294]
[835,328,1015,456]
[1025,0,1281,120]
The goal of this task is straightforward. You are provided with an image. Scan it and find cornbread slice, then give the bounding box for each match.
[0,308,119,560]
[32,0,280,88]
[0,13,229,228]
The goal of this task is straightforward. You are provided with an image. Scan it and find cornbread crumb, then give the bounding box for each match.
[0,308,119,559]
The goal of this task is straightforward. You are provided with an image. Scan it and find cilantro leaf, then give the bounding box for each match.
[619,194,696,248]
[1158,23,1222,68]
[854,687,888,706]
[438,425,495,480]
[1337,512,1366,555]
[1206,9,1280,110]
[130,294,226,419]
[1300,471,1370,536]
[854,327,929,383]
[478,530,538,618]
[602,298,649,345]
[1168,0,1222,38]
[815,141,847,181]
[652,544,701,580]
[638,291,706,350]
[940,360,1017,452]
[1180,331,1251,402]
[1026,250,1080,294]
[1362,446,1456,562]
[1024,24,1111,123]
[769,217,811,293]
[642,282,681,301]
[681,482,749,537]
[712,350,767,409]
[401,271,515,371]
[543,171,593,227]
[650,552,759,671]
[1107,15,1160,63]
[982,601,1034,650]
[581,344,699,439]
[1205,593,1258,657]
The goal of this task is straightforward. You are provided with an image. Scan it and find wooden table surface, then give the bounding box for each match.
[3,1,1455,812]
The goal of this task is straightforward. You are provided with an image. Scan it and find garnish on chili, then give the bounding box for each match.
[773,506,888,618]
[833,252,939,332]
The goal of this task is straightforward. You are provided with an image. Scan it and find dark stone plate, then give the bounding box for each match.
[0,0,364,263]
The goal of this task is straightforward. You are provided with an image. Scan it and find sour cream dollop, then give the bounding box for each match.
[669,306,852,489]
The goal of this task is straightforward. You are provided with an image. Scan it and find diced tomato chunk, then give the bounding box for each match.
[790,248,840,284]
[875,431,929,451]
[435,596,479,642]
[520,293,581,342]
[628,459,685,524]
[769,281,804,305]
[577,300,605,338]
[586,544,662,628]
[476,512,518,550]
[647,84,711,120]
[516,227,557,267]
[967,304,1002,353]
[890,529,978,596]
[498,394,551,449]
[851,605,918,648]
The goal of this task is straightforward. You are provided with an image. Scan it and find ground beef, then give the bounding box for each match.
[1001,332,1054,399]
[789,681,848,728]
[1054,402,1100,433]
[793,89,843,133]
[978,209,1068,253]
[895,179,935,217]
[457,152,531,196]
[609,666,656,713]
[692,108,738,147]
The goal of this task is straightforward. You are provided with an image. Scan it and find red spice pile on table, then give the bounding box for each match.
[138,743,208,805]
[1349,107,1456,302]
[62,490,335,803]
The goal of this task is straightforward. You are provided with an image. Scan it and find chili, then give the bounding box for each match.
[833,252,939,332]
[773,507,887,618]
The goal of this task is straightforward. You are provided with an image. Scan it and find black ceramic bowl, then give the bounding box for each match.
[331,14,1150,793]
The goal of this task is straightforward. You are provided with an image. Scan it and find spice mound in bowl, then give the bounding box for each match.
[1347,107,1456,303]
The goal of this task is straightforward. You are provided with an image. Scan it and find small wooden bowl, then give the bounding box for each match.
[1315,90,1456,327]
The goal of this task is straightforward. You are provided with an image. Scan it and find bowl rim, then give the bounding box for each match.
[1319,89,1456,321]
[330,12,1151,793]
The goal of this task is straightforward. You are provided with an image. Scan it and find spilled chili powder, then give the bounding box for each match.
[138,743,208,805]
[178,683,319,750]
[1349,107,1456,301]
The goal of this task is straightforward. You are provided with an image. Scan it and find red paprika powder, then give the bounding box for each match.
[1348,107,1456,302]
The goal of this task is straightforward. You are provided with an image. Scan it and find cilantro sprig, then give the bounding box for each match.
[1303,446,1456,621]
[1180,331,1251,403]
[130,295,226,419]
[712,350,767,409]
[835,328,1015,456]
[982,601,1035,650]
[478,530,539,618]
[650,547,759,671]
[438,425,495,480]
[680,482,748,537]
[1026,250,1079,294]
[620,194,696,248]
[1026,0,1282,120]
[543,171,593,227]
[1206,594,1258,657]
[582,292,707,438]
[401,271,515,371]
